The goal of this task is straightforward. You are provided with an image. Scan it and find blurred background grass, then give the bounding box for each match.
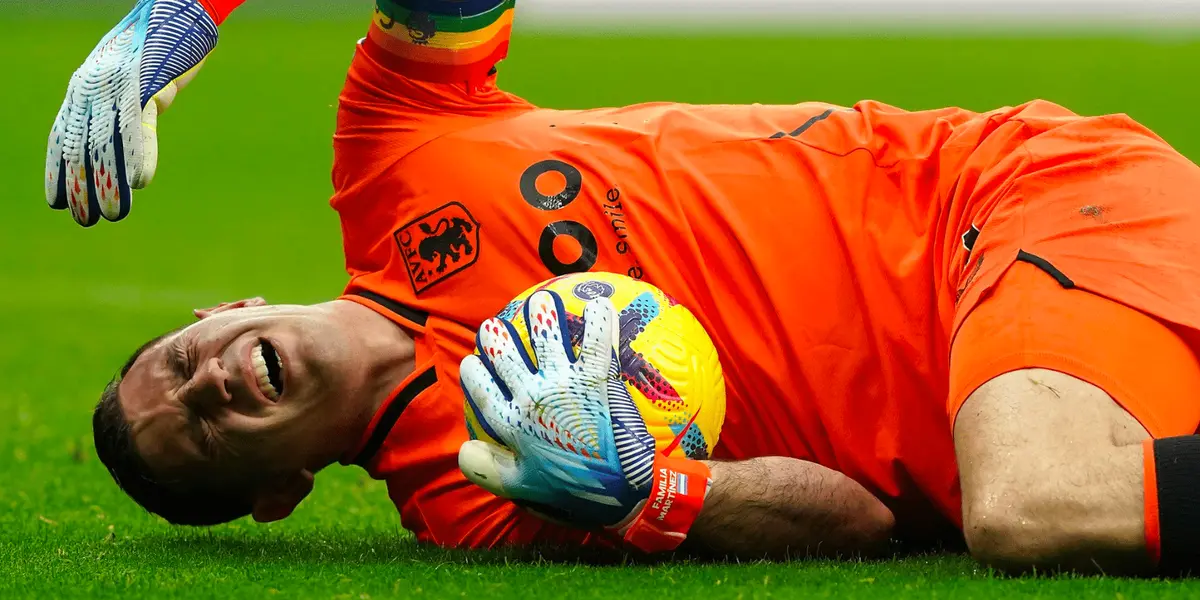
[3,1,1200,597]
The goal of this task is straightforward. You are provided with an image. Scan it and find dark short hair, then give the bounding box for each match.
[92,330,254,526]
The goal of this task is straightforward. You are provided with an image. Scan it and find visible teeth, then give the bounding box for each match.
[251,343,279,399]
[261,375,279,400]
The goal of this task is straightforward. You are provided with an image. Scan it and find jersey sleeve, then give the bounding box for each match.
[376,358,606,550]
[365,0,515,86]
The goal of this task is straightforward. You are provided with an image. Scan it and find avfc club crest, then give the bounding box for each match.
[394,203,481,295]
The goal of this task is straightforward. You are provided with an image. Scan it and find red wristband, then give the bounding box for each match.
[198,0,246,25]
[620,454,712,554]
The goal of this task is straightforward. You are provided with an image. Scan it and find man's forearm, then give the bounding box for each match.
[685,457,895,559]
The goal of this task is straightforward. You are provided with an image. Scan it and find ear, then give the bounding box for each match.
[194,297,267,320]
[251,470,314,523]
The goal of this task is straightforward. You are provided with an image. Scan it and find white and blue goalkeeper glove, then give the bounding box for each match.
[459,291,714,552]
[45,0,219,226]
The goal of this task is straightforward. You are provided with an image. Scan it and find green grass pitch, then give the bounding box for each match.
[4,5,1200,598]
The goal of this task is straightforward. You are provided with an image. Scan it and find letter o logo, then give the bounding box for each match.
[539,220,598,276]
[520,160,583,211]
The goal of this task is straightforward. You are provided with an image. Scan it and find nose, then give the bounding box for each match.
[180,357,233,411]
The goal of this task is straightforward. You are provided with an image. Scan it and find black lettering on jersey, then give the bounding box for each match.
[521,160,583,211]
[603,187,643,276]
[520,160,645,279]
[540,220,598,276]
[393,202,481,295]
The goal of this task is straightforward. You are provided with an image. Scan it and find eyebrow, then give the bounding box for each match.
[165,335,187,380]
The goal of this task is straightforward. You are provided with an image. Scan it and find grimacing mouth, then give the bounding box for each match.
[250,339,285,401]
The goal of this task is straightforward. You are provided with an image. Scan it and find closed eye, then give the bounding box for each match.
[169,336,195,381]
[196,416,222,459]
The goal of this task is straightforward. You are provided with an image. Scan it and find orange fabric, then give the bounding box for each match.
[944,105,1200,436]
[944,112,1200,345]
[330,41,1200,548]
[1144,438,1161,566]
[948,261,1200,438]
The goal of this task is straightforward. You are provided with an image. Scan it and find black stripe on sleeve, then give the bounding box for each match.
[352,366,439,467]
[1016,250,1075,290]
[769,108,836,139]
[351,290,429,328]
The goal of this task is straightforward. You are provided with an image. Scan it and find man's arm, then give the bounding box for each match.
[955,368,1155,575]
[459,291,895,559]
[686,458,895,559]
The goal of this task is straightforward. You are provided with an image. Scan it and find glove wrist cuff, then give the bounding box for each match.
[619,454,712,554]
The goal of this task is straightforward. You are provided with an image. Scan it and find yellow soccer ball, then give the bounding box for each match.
[466,272,726,460]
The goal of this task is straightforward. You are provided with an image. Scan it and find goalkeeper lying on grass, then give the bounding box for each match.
[54,0,1200,576]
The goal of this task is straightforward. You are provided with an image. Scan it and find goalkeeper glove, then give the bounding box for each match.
[458,290,713,553]
[45,0,226,226]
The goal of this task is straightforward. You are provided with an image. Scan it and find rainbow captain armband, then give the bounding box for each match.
[365,0,515,84]
[618,454,713,554]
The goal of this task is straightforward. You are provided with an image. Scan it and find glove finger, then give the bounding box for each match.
[60,72,99,226]
[524,290,574,374]
[65,119,99,227]
[459,442,586,521]
[46,102,70,210]
[458,440,523,500]
[608,364,657,490]
[152,57,206,116]
[477,317,536,400]
[133,95,158,191]
[83,148,105,227]
[458,355,516,446]
[579,297,620,382]
[94,116,126,221]
[586,297,656,488]
[63,154,90,226]
[460,354,520,448]
[48,159,70,213]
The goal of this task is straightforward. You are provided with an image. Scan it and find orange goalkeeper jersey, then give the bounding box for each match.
[331,1,1012,549]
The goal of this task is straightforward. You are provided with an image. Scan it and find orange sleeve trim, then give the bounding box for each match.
[1144,438,1162,566]
[947,350,1165,437]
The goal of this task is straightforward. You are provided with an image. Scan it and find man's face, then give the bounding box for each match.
[119,302,366,489]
